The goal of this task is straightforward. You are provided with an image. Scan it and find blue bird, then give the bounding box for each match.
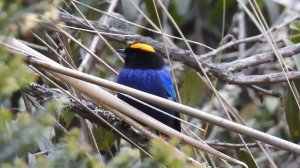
[116,43,181,132]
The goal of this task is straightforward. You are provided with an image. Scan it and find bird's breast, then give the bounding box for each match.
[117,68,168,97]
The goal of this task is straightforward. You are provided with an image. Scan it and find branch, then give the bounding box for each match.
[23,84,273,151]
[57,12,214,71]
[205,141,258,149]
[58,12,300,85]
[227,71,300,85]
[222,43,300,72]
[24,83,149,150]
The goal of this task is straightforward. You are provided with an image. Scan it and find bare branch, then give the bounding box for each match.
[23,83,149,150]
[223,43,300,72]
[58,12,300,85]
[227,71,300,85]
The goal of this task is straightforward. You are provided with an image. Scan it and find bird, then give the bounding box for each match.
[116,43,181,132]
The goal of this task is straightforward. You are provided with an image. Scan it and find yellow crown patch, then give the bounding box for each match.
[129,43,155,52]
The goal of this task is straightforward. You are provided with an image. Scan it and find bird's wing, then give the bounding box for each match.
[159,67,181,132]
[159,67,177,101]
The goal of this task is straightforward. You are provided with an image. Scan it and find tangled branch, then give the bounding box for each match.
[58,12,300,85]
[24,83,150,150]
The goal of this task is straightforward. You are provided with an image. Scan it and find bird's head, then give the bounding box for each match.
[117,43,165,69]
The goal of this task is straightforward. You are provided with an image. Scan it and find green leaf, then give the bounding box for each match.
[0,109,12,127]
[0,111,48,163]
[144,0,160,26]
[290,21,300,43]
[207,0,235,27]
[149,138,185,168]
[179,67,205,106]
[59,110,74,128]
[108,147,140,168]
[92,125,118,152]
[285,80,300,142]
[237,149,258,168]
[168,1,184,25]
[0,53,36,97]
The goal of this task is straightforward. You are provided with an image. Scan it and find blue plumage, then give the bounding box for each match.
[117,67,174,100]
[116,43,181,132]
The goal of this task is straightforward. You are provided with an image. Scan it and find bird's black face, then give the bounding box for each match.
[117,43,165,69]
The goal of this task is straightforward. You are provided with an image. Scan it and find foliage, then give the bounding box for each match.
[0,1,194,167]
[0,108,190,167]
[1,0,300,167]
[0,52,36,97]
[285,80,300,142]
[149,138,185,168]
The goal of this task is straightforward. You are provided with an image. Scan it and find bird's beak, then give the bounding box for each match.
[116,49,126,59]
[116,49,125,54]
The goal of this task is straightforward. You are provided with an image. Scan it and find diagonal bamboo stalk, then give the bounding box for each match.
[25,56,300,155]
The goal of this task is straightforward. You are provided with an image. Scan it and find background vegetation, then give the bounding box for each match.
[1,0,300,167]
